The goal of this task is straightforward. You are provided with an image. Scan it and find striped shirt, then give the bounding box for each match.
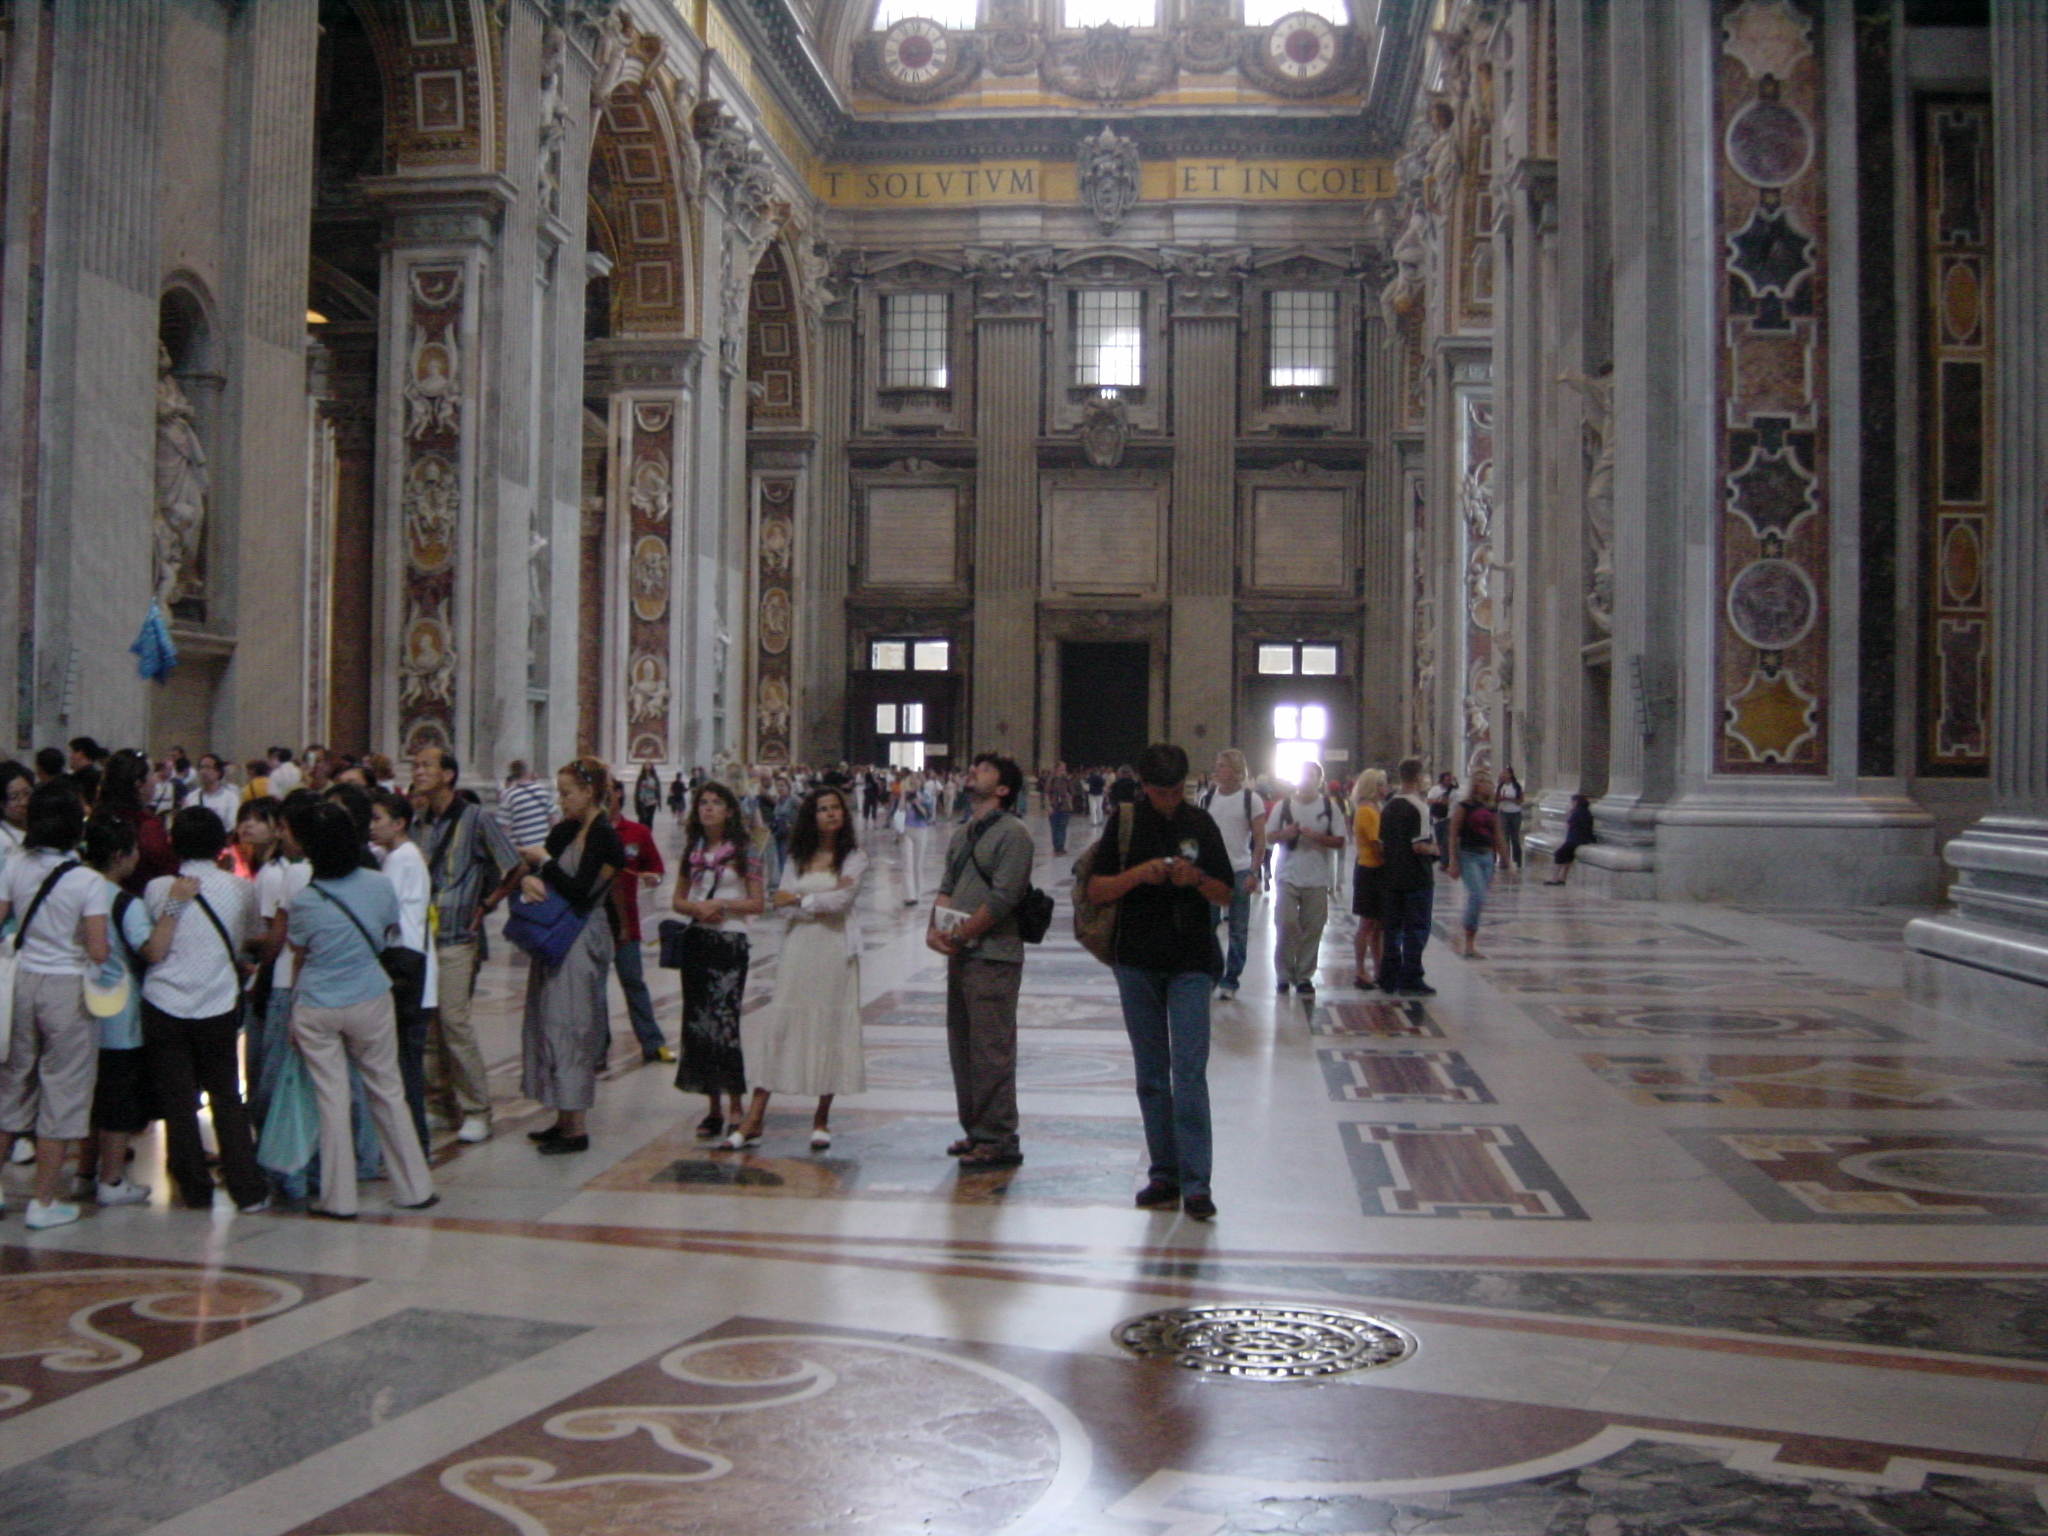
[416,799,519,947]
[498,778,556,849]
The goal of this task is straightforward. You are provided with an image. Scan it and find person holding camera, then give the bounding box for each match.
[1083,743,1234,1221]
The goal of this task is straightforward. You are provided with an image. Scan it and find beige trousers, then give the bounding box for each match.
[293,992,434,1216]
[427,939,491,1119]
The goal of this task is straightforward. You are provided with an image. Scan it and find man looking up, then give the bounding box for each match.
[1086,742,1233,1221]
[411,747,520,1142]
[1378,757,1440,998]
[928,752,1033,1170]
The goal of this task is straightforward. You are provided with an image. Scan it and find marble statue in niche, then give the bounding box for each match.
[1559,365,1616,634]
[628,654,670,724]
[403,330,461,439]
[537,23,569,216]
[400,616,456,713]
[153,344,210,615]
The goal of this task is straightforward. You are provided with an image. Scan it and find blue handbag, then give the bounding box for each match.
[502,888,586,967]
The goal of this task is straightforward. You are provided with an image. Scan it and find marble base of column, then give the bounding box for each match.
[1905,818,2048,1043]
[1648,789,1937,905]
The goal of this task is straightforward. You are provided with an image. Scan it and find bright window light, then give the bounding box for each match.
[1267,290,1337,388]
[888,739,928,770]
[1258,644,1295,675]
[1300,704,1329,741]
[902,702,926,735]
[1301,644,1339,674]
[912,640,950,670]
[881,293,949,389]
[874,0,978,29]
[876,704,898,734]
[1274,741,1318,786]
[1273,704,1300,741]
[1073,290,1143,388]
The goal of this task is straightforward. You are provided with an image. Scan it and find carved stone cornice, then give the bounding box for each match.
[1161,244,1251,317]
[362,174,518,246]
[1041,25,1177,104]
[585,338,702,395]
[964,243,1055,319]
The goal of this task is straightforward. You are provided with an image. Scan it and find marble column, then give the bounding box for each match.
[799,298,855,762]
[1904,0,2048,1035]
[1164,258,1238,758]
[969,286,1042,763]
[1357,314,1406,767]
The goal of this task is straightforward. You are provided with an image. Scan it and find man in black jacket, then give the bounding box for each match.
[1378,757,1440,998]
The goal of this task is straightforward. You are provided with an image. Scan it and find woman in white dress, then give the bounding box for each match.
[724,786,867,1152]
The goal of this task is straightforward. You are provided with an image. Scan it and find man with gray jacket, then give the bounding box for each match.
[927,752,1033,1169]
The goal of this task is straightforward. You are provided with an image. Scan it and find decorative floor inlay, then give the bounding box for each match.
[863,1043,1132,1091]
[1522,1003,1908,1041]
[1107,1433,2048,1536]
[1317,1049,1494,1103]
[1113,1303,1417,1380]
[1674,1131,2048,1223]
[1338,1122,1588,1219]
[285,1321,1079,1536]
[1485,965,1880,997]
[587,1111,1145,1206]
[0,1248,361,1419]
[1308,1000,1445,1038]
[1586,1053,2048,1110]
[861,988,1128,1032]
[0,1308,584,1536]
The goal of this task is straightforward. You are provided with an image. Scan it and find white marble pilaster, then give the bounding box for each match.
[1905,0,2048,1036]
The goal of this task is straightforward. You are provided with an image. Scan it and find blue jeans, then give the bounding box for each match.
[1212,872,1252,986]
[1111,966,1213,1198]
[1382,884,1435,992]
[1457,857,1494,932]
[1049,809,1070,856]
[614,938,663,1055]
[1500,811,1523,868]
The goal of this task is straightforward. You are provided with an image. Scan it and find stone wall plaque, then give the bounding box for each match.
[865,487,957,587]
[1250,487,1347,591]
[1047,485,1159,594]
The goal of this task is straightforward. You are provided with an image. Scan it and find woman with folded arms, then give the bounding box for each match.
[725,786,867,1152]
[517,757,623,1156]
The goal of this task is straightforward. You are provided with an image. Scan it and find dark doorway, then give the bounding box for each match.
[1061,642,1149,768]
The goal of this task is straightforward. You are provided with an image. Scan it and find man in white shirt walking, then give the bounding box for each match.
[1199,749,1265,1001]
[192,753,241,827]
[1266,761,1345,996]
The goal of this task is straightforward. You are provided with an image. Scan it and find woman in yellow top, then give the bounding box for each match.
[1349,767,1387,990]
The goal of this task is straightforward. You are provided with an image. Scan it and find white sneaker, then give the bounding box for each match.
[25,1199,81,1230]
[456,1116,491,1144]
[97,1179,151,1207]
[809,1128,832,1151]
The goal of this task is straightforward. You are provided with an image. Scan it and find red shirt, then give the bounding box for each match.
[610,815,665,942]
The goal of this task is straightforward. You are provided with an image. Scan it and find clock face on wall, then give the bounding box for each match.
[880,18,955,86]
[1266,12,1338,79]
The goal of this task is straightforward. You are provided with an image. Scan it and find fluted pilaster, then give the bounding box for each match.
[1167,314,1235,749]
[970,314,1040,756]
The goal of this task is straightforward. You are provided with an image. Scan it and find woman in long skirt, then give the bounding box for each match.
[725,786,867,1151]
[518,757,623,1155]
[670,782,764,1141]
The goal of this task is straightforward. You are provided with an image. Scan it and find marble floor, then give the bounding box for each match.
[5,813,2047,1534]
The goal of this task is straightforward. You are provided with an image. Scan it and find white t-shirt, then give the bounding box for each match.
[195,784,242,828]
[143,862,254,1018]
[0,847,112,975]
[1200,784,1261,874]
[375,839,440,997]
[1266,793,1344,888]
[267,761,303,796]
[255,856,313,989]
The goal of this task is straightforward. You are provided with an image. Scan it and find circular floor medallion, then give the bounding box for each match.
[1838,1149,2048,1200]
[1627,1009,1797,1035]
[1113,1304,1417,1380]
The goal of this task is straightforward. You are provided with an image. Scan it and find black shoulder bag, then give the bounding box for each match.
[11,859,81,953]
[964,820,1055,945]
[308,882,423,997]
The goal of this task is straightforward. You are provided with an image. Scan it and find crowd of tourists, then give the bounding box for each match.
[1,733,1588,1232]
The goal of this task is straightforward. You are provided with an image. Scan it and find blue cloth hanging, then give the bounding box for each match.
[130,599,177,682]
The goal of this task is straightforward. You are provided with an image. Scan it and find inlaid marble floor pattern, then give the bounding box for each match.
[3,816,2044,1534]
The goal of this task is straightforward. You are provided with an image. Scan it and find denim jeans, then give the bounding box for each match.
[614,938,664,1054]
[1049,809,1070,856]
[1500,810,1523,868]
[1211,871,1253,986]
[1381,883,1435,992]
[1457,857,1494,932]
[1111,966,1213,1198]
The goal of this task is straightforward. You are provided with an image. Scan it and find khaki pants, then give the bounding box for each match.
[427,939,491,1120]
[945,956,1022,1154]
[0,970,97,1141]
[293,993,434,1216]
[1274,882,1329,988]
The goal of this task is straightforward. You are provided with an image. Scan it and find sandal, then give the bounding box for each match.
[946,1137,973,1157]
[695,1115,724,1140]
[720,1128,762,1151]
